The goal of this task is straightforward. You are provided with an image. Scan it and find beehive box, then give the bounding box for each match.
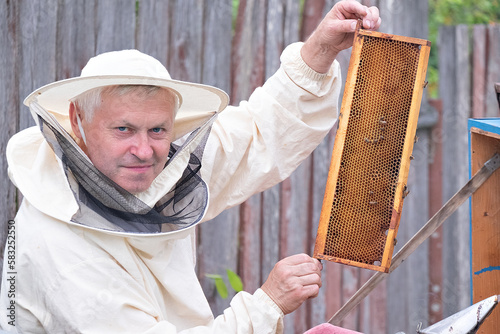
[469,118,500,333]
[314,26,431,273]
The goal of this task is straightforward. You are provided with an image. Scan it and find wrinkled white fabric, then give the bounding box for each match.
[0,42,341,333]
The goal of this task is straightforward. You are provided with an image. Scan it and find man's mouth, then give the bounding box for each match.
[125,165,153,172]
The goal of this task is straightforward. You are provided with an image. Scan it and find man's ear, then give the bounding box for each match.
[69,102,82,139]
[69,102,85,145]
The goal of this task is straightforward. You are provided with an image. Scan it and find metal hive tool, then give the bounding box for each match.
[314,25,431,273]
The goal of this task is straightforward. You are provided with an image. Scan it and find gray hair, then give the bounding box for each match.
[71,85,180,121]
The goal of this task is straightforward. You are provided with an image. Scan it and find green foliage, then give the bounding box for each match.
[429,0,500,27]
[226,269,243,292]
[428,0,500,98]
[232,0,239,32]
[206,269,243,299]
[205,274,229,299]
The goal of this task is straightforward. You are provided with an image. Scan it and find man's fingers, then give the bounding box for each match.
[335,1,380,30]
[298,272,322,288]
[336,0,368,20]
[302,283,321,299]
[285,261,323,280]
[293,261,322,276]
[281,253,319,266]
[363,6,373,29]
[369,6,380,20]
[365,6,381,30]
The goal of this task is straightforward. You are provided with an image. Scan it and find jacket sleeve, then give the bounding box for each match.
[202,42,341,221]
[7,202,283,334]
[17,253,284,334]
[31,263,284,333]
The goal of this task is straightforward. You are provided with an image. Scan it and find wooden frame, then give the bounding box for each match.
[314,26,431,273]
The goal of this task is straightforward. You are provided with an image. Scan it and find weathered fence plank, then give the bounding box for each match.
[168,0,204,83]
[0,0,20,274]
[266,0,284,75]
[403,130,431,328]
[302,0,326,40]
[231,0,266,102]
[239,194,262,293]
[325,261,344,325]
[486,25,500,117]
[451,23,472,314]
[261,187,281,288]
[56,0,96,80]
[472,25,487,118]
[268,1,309,332]
[231,0,267,302]
[196,0,239,317]
[283,0,301,46]
[341,267,362,330]
[95,0,136,54]
[439,24,471,318]
[310,136,331,327]
[18,0,58,130]
[261,0,285,300]
[202,0,233,93]
[364,270,387,334]
[427,100,444,325]
[323,0,338,16]
[136,0,171,66]
[284,159,313,333]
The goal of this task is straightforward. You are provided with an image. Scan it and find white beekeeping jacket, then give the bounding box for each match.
[0,42,341,334]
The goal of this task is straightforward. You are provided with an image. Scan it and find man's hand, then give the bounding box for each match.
[301,0,381,73]
[261,254,323,315]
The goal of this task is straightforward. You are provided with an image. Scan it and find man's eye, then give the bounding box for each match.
[151,128,162,133]
[117,127,127,132]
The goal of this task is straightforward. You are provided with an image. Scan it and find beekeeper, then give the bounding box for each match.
[1,1,380,333]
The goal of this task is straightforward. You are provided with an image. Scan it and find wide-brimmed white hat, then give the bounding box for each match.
[24,49,229,140]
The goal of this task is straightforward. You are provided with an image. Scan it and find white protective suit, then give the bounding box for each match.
[0,42,341,333]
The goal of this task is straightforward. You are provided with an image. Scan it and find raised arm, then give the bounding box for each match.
[301,0,381,73]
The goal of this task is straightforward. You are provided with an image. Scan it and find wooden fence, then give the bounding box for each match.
[0,0,499,333]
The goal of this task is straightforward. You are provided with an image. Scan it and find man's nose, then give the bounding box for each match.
[130,133,153,160]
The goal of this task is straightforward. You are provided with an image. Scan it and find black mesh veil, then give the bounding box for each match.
[30,101,214,234]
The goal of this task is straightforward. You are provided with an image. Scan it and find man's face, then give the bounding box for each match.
[75,88,175,194]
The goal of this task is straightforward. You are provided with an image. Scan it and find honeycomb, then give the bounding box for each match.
[315,31,429,271]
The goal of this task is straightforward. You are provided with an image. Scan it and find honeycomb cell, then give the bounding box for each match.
[316,32,429,270]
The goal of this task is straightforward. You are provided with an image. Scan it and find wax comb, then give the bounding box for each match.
[313,24,431,273]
